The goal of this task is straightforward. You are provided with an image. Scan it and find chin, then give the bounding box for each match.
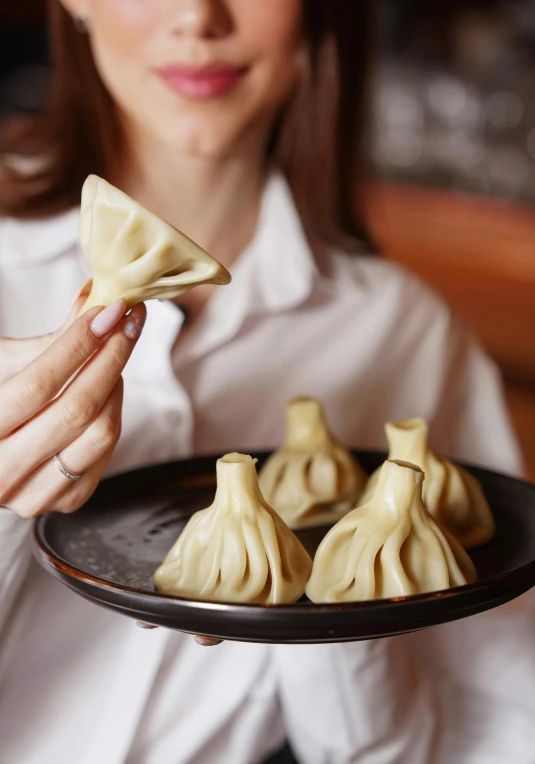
[160,118,248,159]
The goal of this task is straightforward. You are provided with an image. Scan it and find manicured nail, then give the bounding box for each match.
[90,299,126,337]
[124,306,146,340]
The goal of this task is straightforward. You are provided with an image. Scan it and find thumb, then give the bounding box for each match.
[42,279,93,349]
[55,280,93,337]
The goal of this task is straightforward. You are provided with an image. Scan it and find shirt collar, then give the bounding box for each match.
[247,173,318,312]
[174,173,320,364]
[0,208,80,267]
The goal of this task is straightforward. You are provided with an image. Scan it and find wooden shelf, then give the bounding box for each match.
[368,182,535,380]
[367,182,535,478]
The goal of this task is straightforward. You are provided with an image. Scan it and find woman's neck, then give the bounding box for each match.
[118,134,265,271]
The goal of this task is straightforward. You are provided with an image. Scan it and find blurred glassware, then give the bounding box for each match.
[375,0,535,206]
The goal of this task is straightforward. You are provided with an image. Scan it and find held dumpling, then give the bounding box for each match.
[154,453,313,604]
[306,459,477,603]
[78,175,230,313]
[258,398,367,529]
[361,418,495,549]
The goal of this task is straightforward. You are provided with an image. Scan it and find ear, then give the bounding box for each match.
[57,0,91,22]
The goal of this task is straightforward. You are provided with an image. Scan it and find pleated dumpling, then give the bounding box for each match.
[154,453,312,604]
[258,397,367,529]
[361,418,495,549]
[306,459,477,603]
[79,175,230,313]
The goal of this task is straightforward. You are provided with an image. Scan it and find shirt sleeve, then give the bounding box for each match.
[427,311,525,478]
[0,512,33,640]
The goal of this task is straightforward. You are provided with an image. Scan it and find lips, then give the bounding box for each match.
[155,63,248,100]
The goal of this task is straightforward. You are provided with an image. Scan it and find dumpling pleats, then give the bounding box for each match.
[78,175,230,312]
[259,398,366,528]
[306,459,476,603]
[360,418,495,549]
[154,454,312,604]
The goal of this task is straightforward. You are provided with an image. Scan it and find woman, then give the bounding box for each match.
[0,2,533,763]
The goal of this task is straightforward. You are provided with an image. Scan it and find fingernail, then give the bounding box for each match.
[194,636,223,647]
[124,306,146,340]
[90,300,126,337]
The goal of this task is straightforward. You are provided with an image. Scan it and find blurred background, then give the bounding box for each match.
[1,0,534,477]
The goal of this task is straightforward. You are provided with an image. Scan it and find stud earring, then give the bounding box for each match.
[74,16,90,33]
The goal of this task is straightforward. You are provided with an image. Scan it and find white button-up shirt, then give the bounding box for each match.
[0,176,533,764]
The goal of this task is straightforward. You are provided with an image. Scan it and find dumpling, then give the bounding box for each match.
[78,175,230,313]
[258,397,367,529]
[154,453,312,604]
[361,418,495,549]
[306,459,477,603]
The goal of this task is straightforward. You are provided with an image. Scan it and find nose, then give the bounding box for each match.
[170,0,232,39]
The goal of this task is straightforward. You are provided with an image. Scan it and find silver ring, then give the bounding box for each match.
[52,454,83,481]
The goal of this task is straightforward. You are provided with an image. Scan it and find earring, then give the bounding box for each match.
[74,16,90,33]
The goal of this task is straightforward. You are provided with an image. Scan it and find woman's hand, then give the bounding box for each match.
[3,286,220,647]
[0,288,146,517]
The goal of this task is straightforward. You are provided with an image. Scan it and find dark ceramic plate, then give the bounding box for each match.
[33,451,535,644]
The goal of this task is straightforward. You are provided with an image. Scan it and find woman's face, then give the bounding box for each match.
[63,0,303,156]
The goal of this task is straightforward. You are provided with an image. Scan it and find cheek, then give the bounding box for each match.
[88,0,161,64]
[86,0,166,127]
[236,0,303,48]
[237,0,303,107]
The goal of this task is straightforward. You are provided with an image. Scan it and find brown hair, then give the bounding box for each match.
[0,0,376,252]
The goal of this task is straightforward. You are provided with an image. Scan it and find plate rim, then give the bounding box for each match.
[32,449,535,615]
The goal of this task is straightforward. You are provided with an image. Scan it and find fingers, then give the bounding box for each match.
[5,454,109,519]
[194,637,224,647]
[57,377,124,476]
[0,299,128,438]
[133,630,224,641]
[2,380,123,517]
[55,280,94,336]
[0,305,145,491]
